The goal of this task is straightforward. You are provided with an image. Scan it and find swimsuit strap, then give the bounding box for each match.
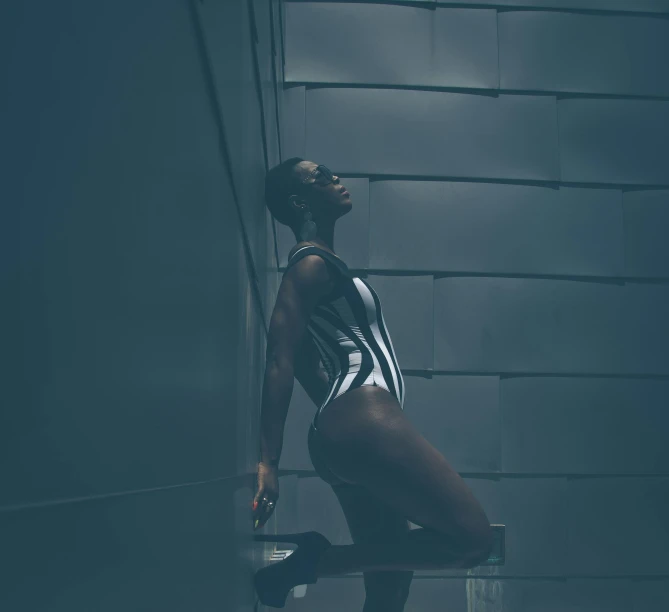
[286,245,351,278]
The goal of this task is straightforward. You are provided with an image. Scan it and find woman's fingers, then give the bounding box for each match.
[253,499,276,530]
[252,463,280,529]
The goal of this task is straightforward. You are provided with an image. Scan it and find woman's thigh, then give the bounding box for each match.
[314,385,492,551]
[309,418,414,608]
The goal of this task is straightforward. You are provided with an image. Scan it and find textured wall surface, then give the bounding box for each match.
[2,0,283,610]
[271,1,669,611]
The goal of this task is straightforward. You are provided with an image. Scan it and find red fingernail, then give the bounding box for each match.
[253,501,258,511]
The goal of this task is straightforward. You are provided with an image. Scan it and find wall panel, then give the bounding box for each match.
[369,181,624,277]
[623,189,669,278]
[285,3,498,89]
[558,99,669,186]
[566,478,669,575]
[0,479,248,612]
[403,375,501,473]
[501,377,669,474]
[448,0,669,13]
[433,277,669,375]
[306,88,560,182]
[366,274,434,371]
[4,0,242,508]
[499,12,669,97]
[281,85,306,159]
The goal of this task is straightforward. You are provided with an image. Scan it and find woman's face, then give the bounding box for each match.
[291,161,352,220]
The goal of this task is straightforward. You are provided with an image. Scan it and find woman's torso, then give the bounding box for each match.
[285,242,405,419]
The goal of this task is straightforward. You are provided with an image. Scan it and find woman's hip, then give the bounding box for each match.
[308,385,409,486]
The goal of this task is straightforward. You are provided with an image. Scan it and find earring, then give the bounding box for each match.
[300,210,318,241]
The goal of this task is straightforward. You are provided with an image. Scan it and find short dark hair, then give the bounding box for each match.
[264,157,304,228]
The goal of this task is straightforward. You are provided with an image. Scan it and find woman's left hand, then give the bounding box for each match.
[252,462,280,530]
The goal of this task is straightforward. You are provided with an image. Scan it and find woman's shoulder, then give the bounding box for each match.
[288,242,311,261]
[286,243,329,273]
[286,243,349,279]
[288,242,334,263]
[289,241,343,260]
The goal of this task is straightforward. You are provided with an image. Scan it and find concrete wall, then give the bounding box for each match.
[2,0,283,610]
[272,1,669,610]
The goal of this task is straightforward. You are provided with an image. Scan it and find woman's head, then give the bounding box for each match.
[264,158,351,239]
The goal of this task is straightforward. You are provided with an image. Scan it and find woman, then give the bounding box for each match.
[252,158,493,610]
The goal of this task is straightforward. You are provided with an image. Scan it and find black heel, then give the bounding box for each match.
[253,530,332,608]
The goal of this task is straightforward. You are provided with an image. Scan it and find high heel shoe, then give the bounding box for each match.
[252,530,332,609]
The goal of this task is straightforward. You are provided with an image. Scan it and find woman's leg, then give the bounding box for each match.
[331,483,414,612]
[312,385,494,575]
[308,423,413,611]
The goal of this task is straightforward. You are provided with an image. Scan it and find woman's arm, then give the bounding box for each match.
[293,330,330,408]
[261,256,332,465]
[295,366,330,409]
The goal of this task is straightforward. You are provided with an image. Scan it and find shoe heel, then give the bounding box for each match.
[253,531,331,608]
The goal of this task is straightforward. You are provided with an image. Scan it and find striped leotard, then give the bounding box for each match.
[285,245,405,430]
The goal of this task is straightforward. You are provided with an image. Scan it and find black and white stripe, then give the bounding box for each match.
[285,246,405,429]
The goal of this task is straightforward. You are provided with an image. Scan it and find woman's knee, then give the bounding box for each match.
[426,521,493,569]
[457,524,494,568]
